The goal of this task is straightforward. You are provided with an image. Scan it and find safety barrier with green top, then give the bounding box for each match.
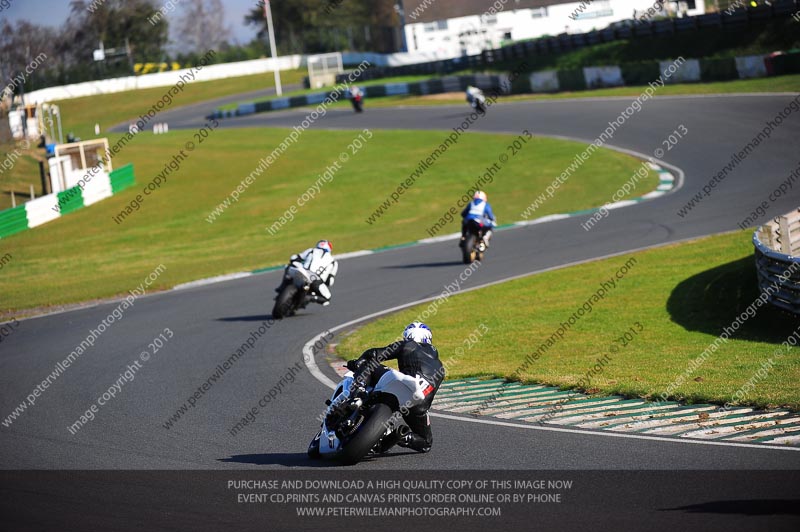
[0,164,135,240]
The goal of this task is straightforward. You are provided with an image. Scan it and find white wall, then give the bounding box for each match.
[25,54,306,104]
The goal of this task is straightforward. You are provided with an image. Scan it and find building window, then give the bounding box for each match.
[425,20,448,32]
[572,1,613,20]
[531,7,548,18]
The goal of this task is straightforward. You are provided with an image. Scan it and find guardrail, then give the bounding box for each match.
[754,208,800,315]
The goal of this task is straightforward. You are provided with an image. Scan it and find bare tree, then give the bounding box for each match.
[175,0,232,54]
[66,0,168,62]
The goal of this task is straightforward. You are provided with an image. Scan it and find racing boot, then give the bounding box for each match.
[482,229,493,248]
[374,424,409,454]
[397,412,433,453]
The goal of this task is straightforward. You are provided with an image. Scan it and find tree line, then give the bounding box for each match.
[1,0,401,94]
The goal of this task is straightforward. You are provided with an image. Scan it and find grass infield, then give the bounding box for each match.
[0,127,655,315]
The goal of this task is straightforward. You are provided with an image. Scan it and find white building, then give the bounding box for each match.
[401,0,705,56]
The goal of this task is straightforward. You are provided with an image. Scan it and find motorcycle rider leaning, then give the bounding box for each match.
[275,240,338,306]
[461,190,496,247]
[346,322,444,453]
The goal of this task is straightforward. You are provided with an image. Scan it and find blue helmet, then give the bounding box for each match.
[403,322,432,344]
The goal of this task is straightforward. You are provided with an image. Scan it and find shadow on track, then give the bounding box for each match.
[219,450,418,467]
[659,499,800,516]
[217,315,276,322]
[666,255,796,343]
[216,314,312,322]
[219,453,334,467]
[383,260,464,269]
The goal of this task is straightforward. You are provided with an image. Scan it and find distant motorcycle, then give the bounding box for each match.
[349,86,364,113]
[460,219,489,264]
[307,366,429,465]
[272,260,332,319]
[466,86,486,114]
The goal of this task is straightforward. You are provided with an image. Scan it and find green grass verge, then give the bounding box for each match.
[338,231,800,411]
[53,69,307,140]
[0,127,655,314]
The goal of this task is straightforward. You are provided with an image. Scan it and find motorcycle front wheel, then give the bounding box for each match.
[272,284,299,319]
[339,403,393,465]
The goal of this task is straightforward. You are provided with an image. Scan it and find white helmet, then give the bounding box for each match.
[474,191,487,202]
[403,322,432,344]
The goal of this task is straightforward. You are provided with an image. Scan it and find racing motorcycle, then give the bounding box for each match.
[350,87,364,113]
[272,261,332,319]
[460,218,489,264]
[307,366,430,465]
[466,87,486,114]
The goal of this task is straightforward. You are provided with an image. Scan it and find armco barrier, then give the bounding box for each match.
[754,209,800,315]
[0,164,135,240]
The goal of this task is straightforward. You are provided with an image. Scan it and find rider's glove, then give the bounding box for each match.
[346,359,365,372]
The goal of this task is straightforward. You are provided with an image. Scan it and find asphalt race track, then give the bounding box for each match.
[4,93,800,530]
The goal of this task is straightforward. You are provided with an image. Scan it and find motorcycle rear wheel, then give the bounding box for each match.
[462,234,477,264]
[339,403,393,465]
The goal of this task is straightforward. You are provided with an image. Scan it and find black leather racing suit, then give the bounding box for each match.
[349,340,445,452]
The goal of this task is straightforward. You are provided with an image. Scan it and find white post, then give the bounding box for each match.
[11,190,15,208]
[264,0,283,96]
[779,215,792,255]
[30,184,34,200]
